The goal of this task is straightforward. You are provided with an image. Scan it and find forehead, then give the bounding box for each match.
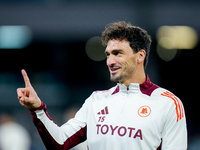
[105,39,131,52]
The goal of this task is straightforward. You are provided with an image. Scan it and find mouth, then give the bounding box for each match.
[110,67,120,74]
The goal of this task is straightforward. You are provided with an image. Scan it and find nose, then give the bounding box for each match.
[106,55,116,67]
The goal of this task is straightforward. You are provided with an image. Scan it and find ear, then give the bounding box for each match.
[137,49,146,65]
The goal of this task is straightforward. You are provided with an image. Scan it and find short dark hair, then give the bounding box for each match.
[102,21,152,68]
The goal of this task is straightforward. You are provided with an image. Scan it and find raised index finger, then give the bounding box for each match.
[21,69,32,88]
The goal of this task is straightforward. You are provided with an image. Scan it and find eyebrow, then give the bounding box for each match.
[104,49,124,54]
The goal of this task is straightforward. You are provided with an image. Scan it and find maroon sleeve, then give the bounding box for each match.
[30,102,87,150]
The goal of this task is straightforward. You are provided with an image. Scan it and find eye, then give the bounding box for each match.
[105,52,110,57]
[114,51,121,56]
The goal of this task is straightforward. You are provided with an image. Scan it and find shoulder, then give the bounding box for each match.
[151,87,181,101]
[151,87,182,104]
[150,87,184,110]
[87,85,118,100]
[93,85,117,96]
[151,87,185,122]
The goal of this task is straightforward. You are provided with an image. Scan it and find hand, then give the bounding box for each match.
[17,69,41,110]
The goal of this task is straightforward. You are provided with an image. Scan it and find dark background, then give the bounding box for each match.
[0,0,199,149]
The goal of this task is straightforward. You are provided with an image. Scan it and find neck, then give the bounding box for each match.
[119,68,146,88]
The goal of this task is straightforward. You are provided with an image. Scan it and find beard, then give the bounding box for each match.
[110,71,127,82]
[110,60,136,83]
[110,67,135,82]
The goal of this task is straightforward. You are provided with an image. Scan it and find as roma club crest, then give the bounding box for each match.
[138,105,151,117]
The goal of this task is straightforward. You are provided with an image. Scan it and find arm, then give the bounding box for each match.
[31,102,87,150]
[17,69,87,150]
[161,94,187,150]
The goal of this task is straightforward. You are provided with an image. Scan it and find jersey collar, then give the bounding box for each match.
[112,75,159,96]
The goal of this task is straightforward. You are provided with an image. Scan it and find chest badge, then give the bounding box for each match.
[138,105,151,117]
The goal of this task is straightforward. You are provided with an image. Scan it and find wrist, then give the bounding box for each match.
[29,101,45,112]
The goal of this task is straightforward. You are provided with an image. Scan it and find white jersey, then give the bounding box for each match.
[31,76,187,150]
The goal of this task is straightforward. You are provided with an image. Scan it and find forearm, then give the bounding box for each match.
[31,102,65,150]
[30,102,87,150]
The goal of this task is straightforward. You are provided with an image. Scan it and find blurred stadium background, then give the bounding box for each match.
[0,0,200,149]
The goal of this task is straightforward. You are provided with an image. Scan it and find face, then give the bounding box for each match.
[105,39,137,83]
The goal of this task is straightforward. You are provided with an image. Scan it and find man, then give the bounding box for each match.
[17,21,187,150]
